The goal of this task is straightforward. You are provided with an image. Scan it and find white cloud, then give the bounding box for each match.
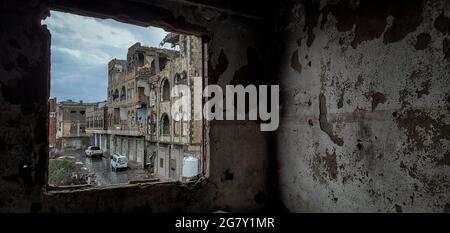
[43,11,138,48]
[53,47,82,59]
[54,46,113,64]
[42,10,170,102]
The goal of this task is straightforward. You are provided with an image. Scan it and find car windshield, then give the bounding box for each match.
[91,147,100,150]
[118,158,127,163]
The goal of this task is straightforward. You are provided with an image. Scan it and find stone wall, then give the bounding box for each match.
[1,0,447,213]
[276,0,450,212]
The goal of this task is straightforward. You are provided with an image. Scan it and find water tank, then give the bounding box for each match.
[182,155,199,177]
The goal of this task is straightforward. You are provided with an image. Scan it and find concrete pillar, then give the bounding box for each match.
[110,135,114,154]
[137,139,144,166]
[77,121,80,136]
[122,138,128,159]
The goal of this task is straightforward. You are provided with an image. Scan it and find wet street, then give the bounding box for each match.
[62,150,151,186]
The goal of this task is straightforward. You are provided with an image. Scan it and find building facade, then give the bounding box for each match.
[148,33,203,181]
[48,97,57,149]
[86,33,203,181]
[56,100,95,151]
[85,101,108,152]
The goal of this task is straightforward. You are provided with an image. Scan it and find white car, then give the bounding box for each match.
[111,154,128,172]
[85,146,103,157]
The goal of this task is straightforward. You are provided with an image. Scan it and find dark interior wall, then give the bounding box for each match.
[2,0,448,213]
[276,0,450,212]
[0,0,276,212]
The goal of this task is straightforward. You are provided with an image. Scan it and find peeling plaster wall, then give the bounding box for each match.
[2,0,448,213]
[0,0,275,212]
[277,0,450,212]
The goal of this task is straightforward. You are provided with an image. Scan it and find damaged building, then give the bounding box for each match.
[86,34,203,181]
[0,0,449,214]
[85,101,107,150]
[48,97,57,149]
[147,33,203,181]
[55,100,95,152]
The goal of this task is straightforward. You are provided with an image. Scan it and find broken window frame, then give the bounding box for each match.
[44,8,210,192]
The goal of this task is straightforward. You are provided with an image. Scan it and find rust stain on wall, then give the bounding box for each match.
[319,93,344,146]
[395,109,450,152]
[371,92,386,111]
[312,148,338,183]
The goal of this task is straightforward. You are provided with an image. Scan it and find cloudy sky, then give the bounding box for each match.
[42,11,170,103]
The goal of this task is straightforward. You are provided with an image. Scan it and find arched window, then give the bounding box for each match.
[160,114,170,135]
[161,79,170,101]
[174,73,181,84]
[120,86,126,101]
[130,82,134,100]
[138,53,144,67]
[150,60,156,75]
[113,89,119,102]
[148,113,156,134]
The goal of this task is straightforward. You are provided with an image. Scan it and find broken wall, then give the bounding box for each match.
[276,0,450,212]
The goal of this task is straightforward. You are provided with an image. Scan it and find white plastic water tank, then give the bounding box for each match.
[182,155,199,177]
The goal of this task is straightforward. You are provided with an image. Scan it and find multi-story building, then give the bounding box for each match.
[85,101,108,151]
[48,97,57,149]
[86,33,204,181]
[148,33,203,181]
[107,43,178,169]
[56,100,96,151]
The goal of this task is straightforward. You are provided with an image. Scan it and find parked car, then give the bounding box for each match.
[111,154,128,172]
[85,146,103,157]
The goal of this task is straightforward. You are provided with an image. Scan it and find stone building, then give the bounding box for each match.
[48,97,57,149]
[147,33,203,181]
[106,43,179,170]
[85,34,203,181]
[56,100,95,151]
[85,101,107,152]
